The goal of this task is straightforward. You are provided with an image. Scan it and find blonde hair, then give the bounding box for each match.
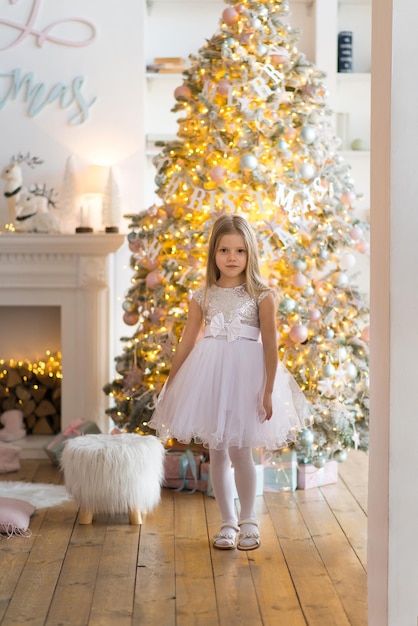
[206,214,269,298]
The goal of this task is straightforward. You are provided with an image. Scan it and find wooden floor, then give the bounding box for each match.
[0,451,368,626]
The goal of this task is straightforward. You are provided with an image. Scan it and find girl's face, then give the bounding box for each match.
[215,233,247,285]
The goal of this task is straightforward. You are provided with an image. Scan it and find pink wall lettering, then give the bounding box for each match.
[0,0,96,50]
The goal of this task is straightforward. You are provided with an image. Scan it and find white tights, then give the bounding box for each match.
[209,446,257,527]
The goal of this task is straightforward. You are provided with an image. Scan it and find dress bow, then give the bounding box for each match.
[209,313,241,342]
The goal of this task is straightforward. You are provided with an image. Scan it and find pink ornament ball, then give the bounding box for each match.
[174,85,192,100]
[217,80,231,97]
[309,308,321,322]
[270,47,290,65]
[356,240,370,255]
[123,311,139,326]
[361,325,370,343]
[209,165,226,183]
[145,270,162,289]
[289,324,309,344]
[349,226,363,241]
[293,272,308,288]
[222,7,239,25]
[340,253,356,269]
[341,190,356,206]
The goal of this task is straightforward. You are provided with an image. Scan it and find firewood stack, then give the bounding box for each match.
[0,365,61,434]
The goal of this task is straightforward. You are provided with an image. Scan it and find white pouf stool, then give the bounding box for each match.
[61,433,165,525]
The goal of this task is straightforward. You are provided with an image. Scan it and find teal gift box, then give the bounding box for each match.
[256,447,297,492]
[44,419,101,466]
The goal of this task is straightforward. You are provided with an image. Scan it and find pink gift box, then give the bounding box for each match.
[163,450,207,492]
[297,460,338,490]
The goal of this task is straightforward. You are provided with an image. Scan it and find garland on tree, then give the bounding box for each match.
[104,0,370,464]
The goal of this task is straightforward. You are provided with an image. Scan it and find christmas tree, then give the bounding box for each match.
[104,0,370,465]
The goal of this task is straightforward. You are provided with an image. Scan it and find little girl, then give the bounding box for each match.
[150,214,310,551]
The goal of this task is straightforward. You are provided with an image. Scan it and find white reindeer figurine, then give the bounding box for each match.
[1,161,23,223]
[15,188,60,233]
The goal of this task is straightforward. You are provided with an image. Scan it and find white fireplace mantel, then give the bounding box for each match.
[0,232,125,432]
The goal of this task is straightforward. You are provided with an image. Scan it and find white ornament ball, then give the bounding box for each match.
[303,285,315,297]
[289,324,309,343]
[344,362,358,379]
[324,328,335,339]
[300,126,316,144]
[338,346,348,360]
[240,153,258,171]
[299,163,316,181]
[276,139,288,151]
[256,43,268,57]
[340,253,356,269]
[334,272,349,287]
[294,259,307,271]
[323,363,336,378]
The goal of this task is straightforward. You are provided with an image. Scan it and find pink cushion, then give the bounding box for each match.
[0,497,35,537]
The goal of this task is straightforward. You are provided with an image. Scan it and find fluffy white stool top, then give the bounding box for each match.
[61,434,165,516]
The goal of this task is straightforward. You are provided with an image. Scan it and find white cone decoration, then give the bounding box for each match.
[102,167,122,232]
[60,155,81,233]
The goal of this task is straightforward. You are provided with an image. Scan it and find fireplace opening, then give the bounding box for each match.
[0,306,62,434]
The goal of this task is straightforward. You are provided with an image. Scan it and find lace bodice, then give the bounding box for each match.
[193,284,270,329]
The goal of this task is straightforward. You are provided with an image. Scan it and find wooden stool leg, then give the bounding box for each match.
[78,508,93,524]
[128,509,142,525]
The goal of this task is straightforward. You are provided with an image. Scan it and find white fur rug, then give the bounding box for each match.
[0,481,73,509]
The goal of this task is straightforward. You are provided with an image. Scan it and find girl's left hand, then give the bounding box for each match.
[262,391,273,421]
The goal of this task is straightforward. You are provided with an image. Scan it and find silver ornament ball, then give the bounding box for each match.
[323,363,335,378]
[333,449,348,463]
[300,125,317,144]
[298,428,315,447]
[279,296,296,313]
[312,454,327,469]
[240,153,258,171]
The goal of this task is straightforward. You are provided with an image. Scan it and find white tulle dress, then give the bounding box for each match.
[149,284,311,450]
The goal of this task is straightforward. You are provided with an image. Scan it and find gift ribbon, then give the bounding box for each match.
[175,449,199,494]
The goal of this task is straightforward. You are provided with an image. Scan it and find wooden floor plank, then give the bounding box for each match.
[248,497,308,626]
[1,501,78,626]
[320,480,368,571]
[45,514,108,626]
[134,489,176,625]
[174,491,219,625]
[294,488,368,626]
[88,521,141,626]
[265,492,352,626]
[206,495,263,626]
[338,451,369,514]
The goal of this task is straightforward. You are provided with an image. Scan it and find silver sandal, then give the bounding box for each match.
[237,518,261,551]
[213,524,239,550]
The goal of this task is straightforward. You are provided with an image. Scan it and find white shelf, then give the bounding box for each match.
[337,72,371,82]
[339,0,371,5]
[146,72,184,79]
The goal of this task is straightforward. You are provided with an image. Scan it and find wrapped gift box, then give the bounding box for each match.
[44,419,101,465]
[207,464,264,499]
[263,449,297,492]
[163,449,207,493]
[252,447,297,492]
[297,460,338,490]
